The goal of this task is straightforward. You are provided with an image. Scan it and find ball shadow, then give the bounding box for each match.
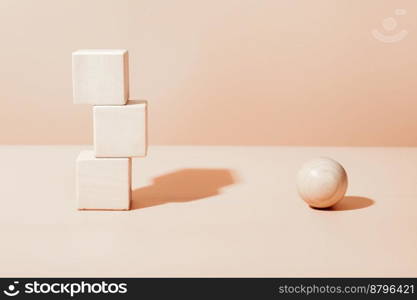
[316,196,375,211]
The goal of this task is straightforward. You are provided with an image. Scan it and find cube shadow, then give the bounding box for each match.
[131,168,236,210]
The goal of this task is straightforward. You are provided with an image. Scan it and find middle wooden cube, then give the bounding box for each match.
[94,100,147,157]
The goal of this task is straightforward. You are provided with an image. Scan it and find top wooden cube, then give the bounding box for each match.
[72,49,129,105]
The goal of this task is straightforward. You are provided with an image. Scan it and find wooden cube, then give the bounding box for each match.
[76,151,131,210]
[72,49,129,105]
[94,100,147,157]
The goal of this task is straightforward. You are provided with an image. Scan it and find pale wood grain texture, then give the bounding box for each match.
[76,150,131,210]
[72,49,129,105]
[297,157,348,208]
[93,100,147,158]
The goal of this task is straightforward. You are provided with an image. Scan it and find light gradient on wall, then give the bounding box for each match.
[1,0,416,146]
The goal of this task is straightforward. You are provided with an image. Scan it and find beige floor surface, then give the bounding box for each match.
[0,146,416,277]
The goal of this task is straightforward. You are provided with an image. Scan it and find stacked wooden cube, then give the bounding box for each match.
[72,49,147,210]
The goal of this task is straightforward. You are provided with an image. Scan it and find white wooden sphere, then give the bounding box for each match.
[297,157,348,208]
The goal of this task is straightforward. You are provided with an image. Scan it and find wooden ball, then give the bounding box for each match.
[297,157,348,208]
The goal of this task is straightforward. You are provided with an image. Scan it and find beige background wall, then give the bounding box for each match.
[1,0,416,146]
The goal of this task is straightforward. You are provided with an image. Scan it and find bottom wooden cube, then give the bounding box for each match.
[76,150,131,210]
